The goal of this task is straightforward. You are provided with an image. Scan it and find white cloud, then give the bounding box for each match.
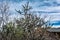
[56,0,60,3]
[7,0,60,12]
[47,13,60,21]
[6,0,60,27]
[9,1,27,12]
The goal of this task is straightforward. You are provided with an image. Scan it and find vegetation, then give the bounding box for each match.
[0,1,60,40]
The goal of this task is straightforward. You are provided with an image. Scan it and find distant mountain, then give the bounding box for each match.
[49,21,60,26]
[52,21,60,25]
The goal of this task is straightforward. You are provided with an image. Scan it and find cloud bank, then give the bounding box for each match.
[0,0,60,27]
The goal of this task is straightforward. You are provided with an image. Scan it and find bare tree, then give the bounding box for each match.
[16,2,51,40]
[0,1,10,40]
[0,1,10,28]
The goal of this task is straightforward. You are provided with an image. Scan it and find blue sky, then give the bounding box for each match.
[1,0,60,28]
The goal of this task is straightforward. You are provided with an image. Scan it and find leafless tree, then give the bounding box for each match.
[0,1,11,40]
[0,1,10,29]
[16,2,52,40]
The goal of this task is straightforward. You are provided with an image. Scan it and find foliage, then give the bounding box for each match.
[15,1,50,40]
[0,1,59,40]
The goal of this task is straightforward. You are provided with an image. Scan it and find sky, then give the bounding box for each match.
[0,0,60,28]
